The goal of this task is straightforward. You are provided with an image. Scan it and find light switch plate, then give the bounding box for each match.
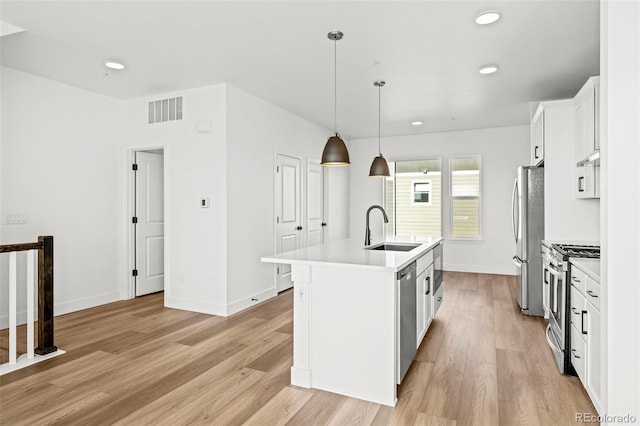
[200,197,210,208]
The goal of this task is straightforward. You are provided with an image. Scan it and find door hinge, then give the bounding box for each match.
[132,216,138,224]
[277,267,280,274]
[132,163,138,171]
[276,216,280,223]
[132,269,138,277]
[277,165,280,173]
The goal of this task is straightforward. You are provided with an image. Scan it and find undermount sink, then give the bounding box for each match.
[366,243,421,252]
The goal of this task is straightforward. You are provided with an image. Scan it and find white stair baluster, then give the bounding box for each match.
[27,250,35,359]
[9,252,17,365]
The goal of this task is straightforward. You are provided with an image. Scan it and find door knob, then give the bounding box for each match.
[296,226,303,231]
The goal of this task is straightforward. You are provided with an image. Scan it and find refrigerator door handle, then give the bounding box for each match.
[512,256,522,268]
[511,177,518,243]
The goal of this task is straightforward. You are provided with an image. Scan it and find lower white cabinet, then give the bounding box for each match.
[586,297,601,409]
[571,320,587,383]
[569,263,602,413]
[416,264,434,347]
[570,285,587,383]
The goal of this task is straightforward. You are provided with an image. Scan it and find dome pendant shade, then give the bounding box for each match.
[369,154,390,177]
[322,30,350,167]
[321,134,350,166]
[369,80,389,177]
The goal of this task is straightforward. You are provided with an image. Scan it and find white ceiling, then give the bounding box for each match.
[0,1,599,139]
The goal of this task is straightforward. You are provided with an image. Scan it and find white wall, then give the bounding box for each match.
[325,166,350,241]
[122,84,229,315]
[601,0,640,419]
[350,125,530,275]
[0,67,124,327]
[225,84,350,313]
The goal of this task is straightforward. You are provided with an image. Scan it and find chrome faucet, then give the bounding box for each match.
[365,205,389,246]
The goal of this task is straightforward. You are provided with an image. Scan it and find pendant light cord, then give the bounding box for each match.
[334,38,337,135]
[378,83,381,155]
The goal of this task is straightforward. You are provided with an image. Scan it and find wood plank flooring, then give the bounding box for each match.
[0,272,598,425]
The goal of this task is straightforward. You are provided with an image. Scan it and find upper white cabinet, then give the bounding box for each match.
[531,105,545,166]
[574,77,600,199]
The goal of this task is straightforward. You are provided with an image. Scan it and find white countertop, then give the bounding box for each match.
[261,235,443,272]
[570,258,600,282]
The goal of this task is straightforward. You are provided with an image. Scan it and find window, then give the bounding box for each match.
[385,159,442,237]
[451,156,481,239]
[412,181,432,204]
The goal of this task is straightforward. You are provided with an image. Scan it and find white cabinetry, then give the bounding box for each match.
[531,106,545,166]
[416,253,434,347]
[569,262,601,413]
[574,77,600,199]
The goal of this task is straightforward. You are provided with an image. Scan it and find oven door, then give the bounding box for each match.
[548,265,566,349]
[542,257,551,319]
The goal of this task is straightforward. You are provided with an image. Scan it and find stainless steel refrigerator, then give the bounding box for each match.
[511,166,544,317]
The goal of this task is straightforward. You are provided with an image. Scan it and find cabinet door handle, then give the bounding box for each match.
[534,146,539,159]
[586,290,598,298]
[571,276,580,283]
[296,226,303,231]
[437,297,442,302]
[321,222,327,227]
[581,310,588,335]
[578,176,585,192]
[425,276,430,295]
[544,269,549,285]
[571,307,579,315]
[572,348,581,359]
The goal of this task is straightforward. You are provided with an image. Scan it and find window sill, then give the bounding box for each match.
[446,238,484,244]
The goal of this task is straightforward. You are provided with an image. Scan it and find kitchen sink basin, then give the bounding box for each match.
[366,243,421,252]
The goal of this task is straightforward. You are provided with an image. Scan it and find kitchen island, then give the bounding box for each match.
[261,235,443,406]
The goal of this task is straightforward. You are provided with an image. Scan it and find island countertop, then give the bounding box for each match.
[261,235,443,272]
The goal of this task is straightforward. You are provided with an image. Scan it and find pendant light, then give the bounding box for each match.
[369,80,390,177]
[321,31,350,166]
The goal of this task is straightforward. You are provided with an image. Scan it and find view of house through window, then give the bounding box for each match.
[385,159,442,237]
[451,156,481,239]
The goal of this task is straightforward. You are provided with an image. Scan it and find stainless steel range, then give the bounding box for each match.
[544,243,600,374]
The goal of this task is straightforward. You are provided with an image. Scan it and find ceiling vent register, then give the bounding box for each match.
[148,96,183,124]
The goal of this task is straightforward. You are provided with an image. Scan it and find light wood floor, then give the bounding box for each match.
[0,272,597,425]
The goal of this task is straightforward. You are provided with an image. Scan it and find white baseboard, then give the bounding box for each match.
[291,366,311,388]
[444,263,518,276]
[0,291,121,329]
[165,295,228,316]
[55,291,121,316]
[226,288,277,316]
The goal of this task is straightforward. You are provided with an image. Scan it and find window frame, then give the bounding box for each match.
[449,155,482,241]
[411,179,433,206]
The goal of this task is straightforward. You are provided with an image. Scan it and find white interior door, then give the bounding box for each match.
[307,159,325,247]
[135,150,165,296]
[275,154,302,292]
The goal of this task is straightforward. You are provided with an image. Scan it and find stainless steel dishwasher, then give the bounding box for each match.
[397,262,417,384]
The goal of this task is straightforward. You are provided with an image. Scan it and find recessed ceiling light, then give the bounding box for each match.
[104,60,125,70]
[475,11,501,25]
[479,65,499,74]
[411,121,423,126]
